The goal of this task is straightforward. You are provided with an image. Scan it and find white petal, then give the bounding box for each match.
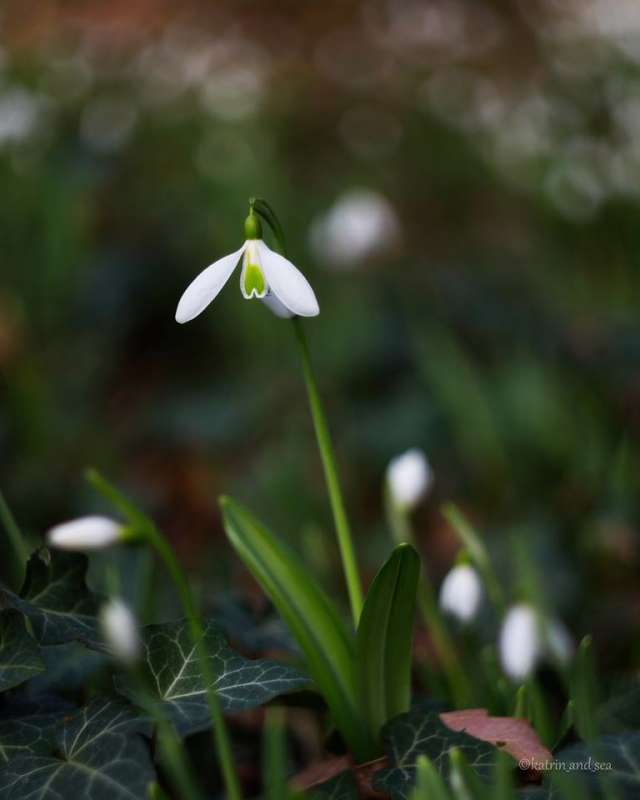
[439,565,482,623]
[544,619,574,665]
[499,604,541,682]
[175,245,245,323]
[386,448,433,511]
[257,241,319,317]
[100,598,141,666]
[260,292,294,318]
[47,516,123,551]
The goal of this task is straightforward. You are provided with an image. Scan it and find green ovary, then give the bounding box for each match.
[243,262,266,297]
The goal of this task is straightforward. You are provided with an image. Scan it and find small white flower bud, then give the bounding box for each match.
[46,516,124,551]
[499,604,541,682]
[439,564,483,623]
[100,598,141,666]
[386,448,433,511]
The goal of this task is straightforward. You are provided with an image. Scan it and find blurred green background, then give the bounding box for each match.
[1,1,639,674]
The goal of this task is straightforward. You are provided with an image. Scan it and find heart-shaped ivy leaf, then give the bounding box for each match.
[310,771,359,799]
[0,610,45,692]
[0,550,102,649]
[0,692,74,765]
[552,733,640,799]
[372,709,497,799]
[0,696,154,799]
[117,618,311,736]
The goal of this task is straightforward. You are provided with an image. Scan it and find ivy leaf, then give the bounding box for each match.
[0,550,102,649]
[309,771,359,799]
[0,692,74,765]
[0,610,45,692]
[440,709,549,765]
[372,709,497,799]
[117,618,311,736]
[552,733,640,799]
[0,696,155,799]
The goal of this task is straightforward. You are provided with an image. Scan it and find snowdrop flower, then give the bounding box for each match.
[47,516,125,551]
[499,604,540,682]
[100,598,141,667]
[386,448,433,511]
[310,188,400,269]
[544,618,574,667]
[175,213,319,322]
[439,563,483,623]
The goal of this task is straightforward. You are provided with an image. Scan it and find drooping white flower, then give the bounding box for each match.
[439,564,483,624]
[99,598,141,667]
[46,516,124,551]
[310,189,400,269]
[544,618,574,666]
[386,448,433,511]
[500,605,574,681]
[499,604,541,682]
[175,215,319,322]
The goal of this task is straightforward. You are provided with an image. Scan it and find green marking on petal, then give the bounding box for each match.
[242,262,266,298]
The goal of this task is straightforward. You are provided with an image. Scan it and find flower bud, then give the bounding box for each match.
[386,448,433,511]
[100,598,141,667]
[46,516,124,551]
[439,564,482,623]
[499,604,541,681]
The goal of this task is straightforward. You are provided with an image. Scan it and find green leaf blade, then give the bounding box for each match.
[356,544,420,739]
[220,497,373,761]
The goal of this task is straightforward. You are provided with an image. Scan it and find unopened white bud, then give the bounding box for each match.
[439,564,482,623]
[100,598,141,666]
[386,448,433,511]
[499,604,541,681]
[46,516,124,551]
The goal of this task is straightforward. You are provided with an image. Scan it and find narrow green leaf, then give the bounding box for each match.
[441,505,505,616]
[220,497,373,762]
[492,751,515,800]
[356,543,420,739]
[410,755,450,800]
[449,747,489,800]
[263,708,288,800]
[571,635,598,741]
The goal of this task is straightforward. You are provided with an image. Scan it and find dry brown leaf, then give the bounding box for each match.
[440,708,553,766]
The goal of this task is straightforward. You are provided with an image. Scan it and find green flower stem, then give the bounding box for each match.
[132,673,204,800]
[142,524,243,800]
[0,488,29,587]
[251,197,363,624]
[385,490,472,707]
[292,318,363,625]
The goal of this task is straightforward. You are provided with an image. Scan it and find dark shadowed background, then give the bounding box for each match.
[0,0,639,675]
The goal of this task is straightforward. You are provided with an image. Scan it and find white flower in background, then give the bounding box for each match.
[499,604,541,681]
[46,516,124,551]
[500,605,574,681]
[100,598,141,667]
[544,618,574,666]
[386,448,433,511]
[439,564,483,623]
[175,214,319,322]
[310,189,400,269]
